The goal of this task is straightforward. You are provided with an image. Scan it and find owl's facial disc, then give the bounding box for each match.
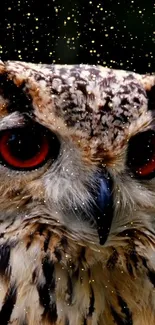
[93,174,113,245]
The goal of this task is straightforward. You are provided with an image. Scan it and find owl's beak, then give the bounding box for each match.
[93,174,113,245]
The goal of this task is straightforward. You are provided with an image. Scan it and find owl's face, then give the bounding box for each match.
[0,60,154,247]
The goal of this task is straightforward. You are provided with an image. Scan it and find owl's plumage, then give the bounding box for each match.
[0,60,154,324]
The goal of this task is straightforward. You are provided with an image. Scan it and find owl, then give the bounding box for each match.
[0,60,154,325]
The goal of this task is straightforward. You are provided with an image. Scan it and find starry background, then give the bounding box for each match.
[0,0,154,74]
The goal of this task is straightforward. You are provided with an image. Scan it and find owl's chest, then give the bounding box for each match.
[0,229,154,325]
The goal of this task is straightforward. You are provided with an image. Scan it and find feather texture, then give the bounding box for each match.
[0,61,154,324]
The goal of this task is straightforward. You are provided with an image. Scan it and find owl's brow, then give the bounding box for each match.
[0,74,33,114]
[0,112,25,131]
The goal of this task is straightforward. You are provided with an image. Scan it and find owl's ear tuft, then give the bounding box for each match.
[0,72,33,114]
[138,74,155,111]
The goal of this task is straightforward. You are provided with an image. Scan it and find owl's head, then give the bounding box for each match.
[0,60,154,247]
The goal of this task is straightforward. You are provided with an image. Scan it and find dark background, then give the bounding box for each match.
[0,0,154,73]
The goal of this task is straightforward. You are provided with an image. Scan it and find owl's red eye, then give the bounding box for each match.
[0,125,59,170]
[127,131,155,179]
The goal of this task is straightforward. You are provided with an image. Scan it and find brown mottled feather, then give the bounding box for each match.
[0,61,154,324]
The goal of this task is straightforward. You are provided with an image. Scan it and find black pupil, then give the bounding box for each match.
[7,128,44,161]
[127,131,155,169]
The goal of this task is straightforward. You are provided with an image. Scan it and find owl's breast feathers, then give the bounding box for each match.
[0,224,154,324]
[0,61,154,324]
